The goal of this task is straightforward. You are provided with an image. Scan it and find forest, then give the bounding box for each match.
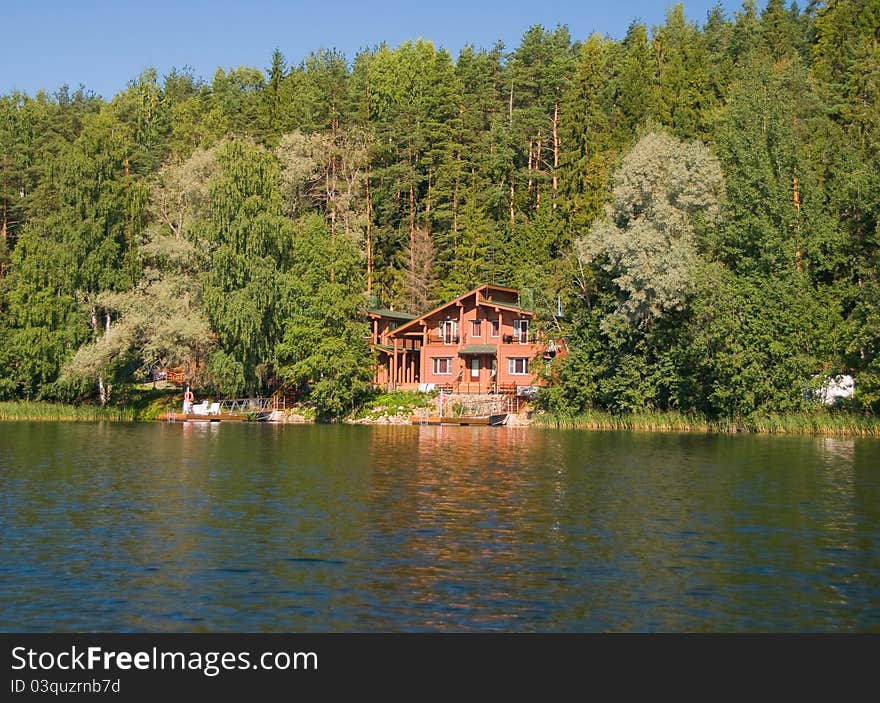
[0,1,878,420]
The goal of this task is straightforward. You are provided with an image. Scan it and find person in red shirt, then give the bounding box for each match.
[183,384,194,414]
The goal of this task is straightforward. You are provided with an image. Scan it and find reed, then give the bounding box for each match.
[536,409,880,436]
[536,409,712,433]
[0,401,139,422]
[743,412,880,436]
[0,392,178,423]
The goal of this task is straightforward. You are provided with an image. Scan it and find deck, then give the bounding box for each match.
[159,412,250,423]
[159,396,280,423]
[410,414,508,426]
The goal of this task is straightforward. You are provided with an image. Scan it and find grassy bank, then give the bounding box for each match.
[0,390,179,422]
[346,390,433,423]
[534,409,880,436]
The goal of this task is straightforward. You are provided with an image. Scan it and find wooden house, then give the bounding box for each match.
[367,306,418,387]
[370,284,558,395]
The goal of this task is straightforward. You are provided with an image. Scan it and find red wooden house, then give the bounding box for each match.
[370,284,558,394]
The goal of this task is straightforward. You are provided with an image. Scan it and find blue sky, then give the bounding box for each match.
[2,1,752,98]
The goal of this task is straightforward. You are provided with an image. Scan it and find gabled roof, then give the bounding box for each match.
[388,284,533,338]
[476,299,531,314]
[366,308,417,322]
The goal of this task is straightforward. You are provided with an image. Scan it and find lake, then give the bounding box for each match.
[1,421,878,631]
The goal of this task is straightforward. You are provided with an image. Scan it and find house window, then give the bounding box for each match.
[439,320,458,344]
[508,357,529,375]
[432,357,453,375]
[513,319,529,343]
[490,319,499,337]
[471,320,481,338]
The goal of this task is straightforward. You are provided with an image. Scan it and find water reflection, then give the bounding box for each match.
[1,422,879,631]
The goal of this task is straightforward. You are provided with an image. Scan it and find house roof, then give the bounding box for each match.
[366,308,417,322]
[458,344,498,355]
[388,284,532,337]
[476,299,532,314]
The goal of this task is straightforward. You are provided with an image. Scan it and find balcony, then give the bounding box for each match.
[502,333,537,344]
[426,333,460,345]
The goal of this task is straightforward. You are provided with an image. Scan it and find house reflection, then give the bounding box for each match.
[364,426,567,627]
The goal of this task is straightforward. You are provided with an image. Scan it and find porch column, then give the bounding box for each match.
[392,337,399,389]
[458,303,465,387]
[421,324,428,383]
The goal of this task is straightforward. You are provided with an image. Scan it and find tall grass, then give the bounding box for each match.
[0,392,179,422]
[535,409,712,433]
[743,411,880,436]
[0,401,139,422]
[536,409,880,436]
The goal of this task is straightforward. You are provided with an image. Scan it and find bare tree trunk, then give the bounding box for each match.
[1,180,7,247]
[409,176,416,275]
[527,140,533,197]
[87,305,107,406]
[425,171,432,216]
[508,83,513,129]
[327,152,338,243]
[793,169,802,272]
[452,152,460,247]
[552,100,560,208]
[509,177,515,229]
[366,169,373,295]
[1,159,8,278]
[535,130,542,208]
[0,196,6,279]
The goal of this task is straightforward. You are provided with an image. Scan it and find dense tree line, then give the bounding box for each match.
[1,1,878,419]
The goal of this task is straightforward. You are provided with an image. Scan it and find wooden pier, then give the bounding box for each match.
[410,413,508,426]
[159,412,248,423]
[159,396,278,423]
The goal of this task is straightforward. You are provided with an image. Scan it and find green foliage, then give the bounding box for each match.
[2,103,144,398]
[200,139,295,394]
[558,34,617,233]
[1,8,879,425]
[273,215,373,419]
[206,349,245,397]
[576,131,724,328]
[677,266,843,418]
[653,5,714,140]
[711,55,844,278]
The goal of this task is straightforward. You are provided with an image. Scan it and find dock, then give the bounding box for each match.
[159,396,278,423]
[159,412,249,423]
[410,414,508,426]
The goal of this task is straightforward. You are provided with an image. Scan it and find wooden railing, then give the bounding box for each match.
[165,367,186,385]
[425,334,460,345]
[219,397,276,414]
[434,395,524,417]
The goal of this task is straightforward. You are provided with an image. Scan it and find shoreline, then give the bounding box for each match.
[3,400,880,437]
[532,410,880,437]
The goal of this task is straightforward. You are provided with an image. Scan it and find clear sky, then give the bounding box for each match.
[2,1,752,99]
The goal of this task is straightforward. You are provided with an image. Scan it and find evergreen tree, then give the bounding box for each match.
[653,4,714,140]
[3,106,145,400]
[558,34,617,234]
